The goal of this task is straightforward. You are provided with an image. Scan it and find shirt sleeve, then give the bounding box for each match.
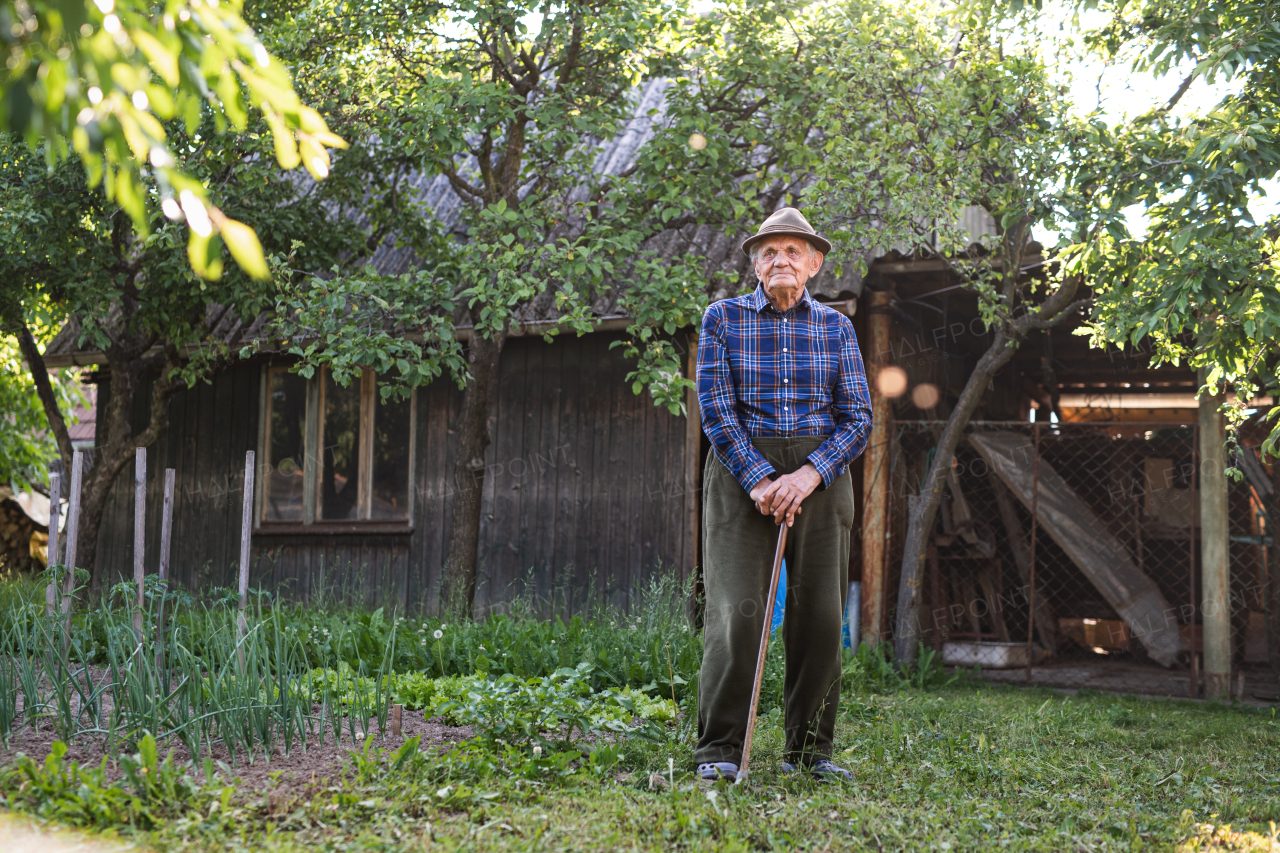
[806,316,873,488]
[697,306,776,493]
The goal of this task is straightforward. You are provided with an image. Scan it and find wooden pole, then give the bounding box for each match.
[1026,424,1040,683]
[928,544,941,653]
[1190,425,1199,699]
[392,703,403,738]
[1269,421,1280,676]
[62,450,84,655]
[156,468,175,675]
[861,288,893,646]
[133,447,146,641]
[44,471,61,616]
[736,523,787,786]
[237,451,256,647]
[684,331,701,588]
[1199,377,1231,698]
[356,370,374,520]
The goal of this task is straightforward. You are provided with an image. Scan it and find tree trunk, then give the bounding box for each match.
[893,328,1019,665]
[79,354,177,596]
[443,326,506,617]
[22,319,180,596]
[890,211,1086,668]
[17,324,74,470]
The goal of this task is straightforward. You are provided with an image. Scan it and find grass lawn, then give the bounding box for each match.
[2,575,1277,851]
[6,680,1277,852]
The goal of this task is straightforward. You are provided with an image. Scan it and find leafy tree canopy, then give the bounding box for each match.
[252,0,850,413]
[1,0,345,278]
[982,0,1280,449]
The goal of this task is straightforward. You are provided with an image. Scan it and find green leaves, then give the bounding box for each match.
[247,265,468,399]
[0,0,346,280]
[1027,0,1280,448]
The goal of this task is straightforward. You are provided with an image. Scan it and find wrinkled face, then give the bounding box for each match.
[753,235,823,300]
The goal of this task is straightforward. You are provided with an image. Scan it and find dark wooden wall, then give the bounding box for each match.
[93,332,695,614]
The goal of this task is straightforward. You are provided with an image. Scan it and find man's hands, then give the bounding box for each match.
[750,463,822,527]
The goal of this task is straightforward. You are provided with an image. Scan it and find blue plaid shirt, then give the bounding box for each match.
[697,285,873,492]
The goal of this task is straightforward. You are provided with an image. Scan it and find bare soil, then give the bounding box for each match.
[1,708,474,793]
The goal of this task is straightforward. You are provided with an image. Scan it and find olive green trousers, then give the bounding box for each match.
[695,436,855,767]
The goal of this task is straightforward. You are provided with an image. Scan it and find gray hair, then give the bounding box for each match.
[749,239,821,265]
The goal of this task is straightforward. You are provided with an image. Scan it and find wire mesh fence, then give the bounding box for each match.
[883,420,1277,699]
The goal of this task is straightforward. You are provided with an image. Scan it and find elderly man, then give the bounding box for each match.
[695,207,873,782]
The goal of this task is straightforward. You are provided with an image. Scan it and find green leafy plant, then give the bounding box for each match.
[1,736,225,830]
[439,663,671,754]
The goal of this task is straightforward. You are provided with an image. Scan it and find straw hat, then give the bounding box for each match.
[740,207,832,257]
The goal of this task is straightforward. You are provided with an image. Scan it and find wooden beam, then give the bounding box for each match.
[44,472,60,616]
[357,368,375,520]
[1199,373,1231,698]
[62,450,84,655]
[303,373,320,524]
[684,331,701,583]
[861,289,893,646]
[40,305,860,368]
[872,254,1045,277]
[156,468,175,674]
[237,450,255,647]
[133,447,146,640]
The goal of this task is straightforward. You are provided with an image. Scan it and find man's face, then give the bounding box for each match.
[753,235,824,301]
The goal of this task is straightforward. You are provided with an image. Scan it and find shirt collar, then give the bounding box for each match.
[750,284,814,314]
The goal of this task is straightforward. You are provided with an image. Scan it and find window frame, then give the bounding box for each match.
[255,362,416,534]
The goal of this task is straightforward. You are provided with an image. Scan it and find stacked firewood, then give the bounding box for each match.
[0,496,43,573]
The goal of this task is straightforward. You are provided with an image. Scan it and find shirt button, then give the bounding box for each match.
[783,348,788,353]
[783,379,788,384]
[784,406,789,411]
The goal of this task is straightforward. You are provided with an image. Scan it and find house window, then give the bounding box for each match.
[262,368,307,522]
[259,364,414,528]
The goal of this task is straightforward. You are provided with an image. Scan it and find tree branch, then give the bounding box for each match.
[1161,70,1197,114]
[440,164,488,203]
[18,324,74,470]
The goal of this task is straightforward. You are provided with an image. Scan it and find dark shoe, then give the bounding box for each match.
[697,762,739,782]
[780,759,853,782]
[810,759,853,782]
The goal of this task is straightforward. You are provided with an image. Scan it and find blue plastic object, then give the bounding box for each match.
[771,563,860,650]
[770,560,788,633]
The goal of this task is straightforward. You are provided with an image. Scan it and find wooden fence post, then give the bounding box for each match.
[1026,423,1041,683]
[134,447,147,641]
[1199,376,1231,699]
[62,450,84,655]
[237,451,255,649]
[156,468,175,675]
[44,471,61,616]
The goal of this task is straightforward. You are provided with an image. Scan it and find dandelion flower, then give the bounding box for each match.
[433,629,443,640]
[533,745,542,756]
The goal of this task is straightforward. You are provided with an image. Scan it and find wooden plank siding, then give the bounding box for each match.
[91,332,695,615]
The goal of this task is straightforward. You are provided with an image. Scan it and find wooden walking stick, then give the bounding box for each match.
[736,521,788,786]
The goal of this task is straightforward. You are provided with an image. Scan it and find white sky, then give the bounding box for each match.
[1005,3,1278,242]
